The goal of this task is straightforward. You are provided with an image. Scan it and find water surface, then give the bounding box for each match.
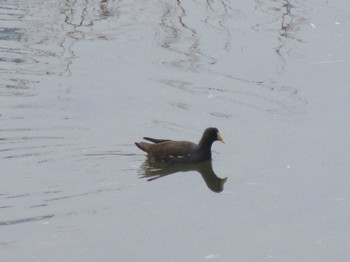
[1,1,350,261]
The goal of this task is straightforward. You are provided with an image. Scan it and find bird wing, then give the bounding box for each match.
[152,141,196,159]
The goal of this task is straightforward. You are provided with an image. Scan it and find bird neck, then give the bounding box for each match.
[198,137,214,151]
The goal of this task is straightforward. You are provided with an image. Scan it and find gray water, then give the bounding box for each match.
[1,1,350,261]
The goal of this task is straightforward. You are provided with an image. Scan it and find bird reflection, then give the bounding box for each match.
[139,160,227,193]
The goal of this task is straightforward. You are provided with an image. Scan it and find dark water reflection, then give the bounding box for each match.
[0,0,307,112]
[156,0,307,115]
[254,0,308,72]
[139,160,227,193]
[0,0,122,92]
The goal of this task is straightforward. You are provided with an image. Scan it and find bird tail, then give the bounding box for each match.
[143,137,170,144]
[135,142,151,153]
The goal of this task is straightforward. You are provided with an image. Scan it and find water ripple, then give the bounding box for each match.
[0,214,54,227]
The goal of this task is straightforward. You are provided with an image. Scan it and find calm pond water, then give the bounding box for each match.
[1,0,350,261]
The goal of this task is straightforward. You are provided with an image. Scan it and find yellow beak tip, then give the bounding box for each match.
[217,133,225,144]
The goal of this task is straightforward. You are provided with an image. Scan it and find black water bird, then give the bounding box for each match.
[135,127,224,163]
